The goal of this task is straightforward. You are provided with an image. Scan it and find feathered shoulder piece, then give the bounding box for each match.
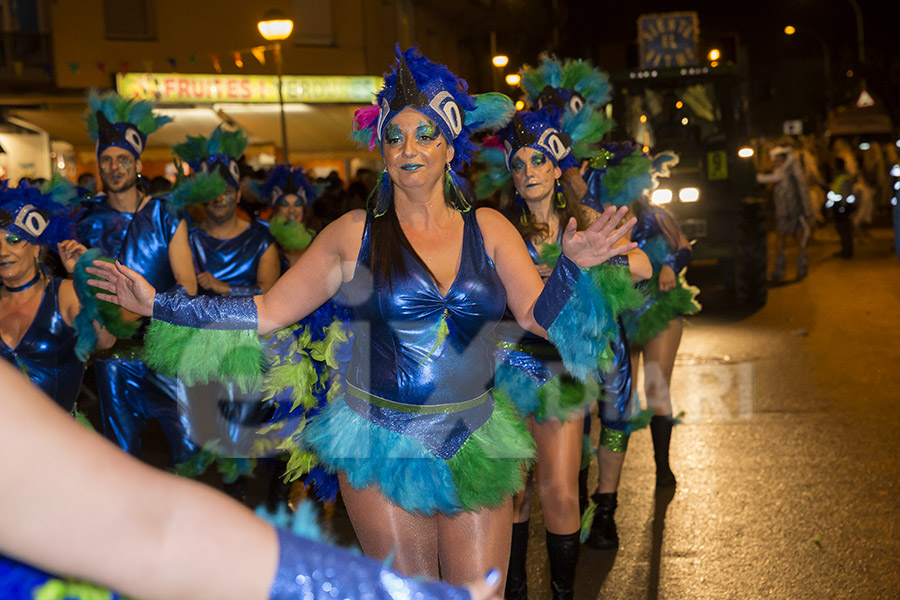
[86,90,172,138]
[592,143,679,208]
[259,164,318,206]
[520,54,611,112]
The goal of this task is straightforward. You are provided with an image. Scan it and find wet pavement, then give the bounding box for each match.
[535,226,900,599]
[91,226,900,599]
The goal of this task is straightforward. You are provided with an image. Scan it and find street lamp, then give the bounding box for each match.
[505,73,521,86]
[258,9,294,161]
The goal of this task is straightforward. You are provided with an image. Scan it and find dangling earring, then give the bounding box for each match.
[514,191,529,225]
[554,179,567,209]
[367,168,392,218]
[444,163,471,213]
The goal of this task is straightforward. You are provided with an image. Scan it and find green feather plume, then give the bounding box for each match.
[535,373,600,422]
[33,578,114,600]
[602,152,653,199]
[308,318,351,370]
[143,320,266,391]
[474,146,513,200]
[40,173,82,207]
[269,214,314,251]
[580,500,598,543]
[86,90,171,139]
[172,134,209,165]
[167,164,227,214]
[73,249,141,356]
[627,273,701,346]
[210,125,248,159]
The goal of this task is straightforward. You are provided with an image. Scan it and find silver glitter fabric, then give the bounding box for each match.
[269,528,471,600]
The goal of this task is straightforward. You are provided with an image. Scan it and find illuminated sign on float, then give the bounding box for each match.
[117,73,382,104]
[638,12,699,69]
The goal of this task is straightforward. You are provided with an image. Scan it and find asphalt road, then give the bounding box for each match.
[526,226,900,600]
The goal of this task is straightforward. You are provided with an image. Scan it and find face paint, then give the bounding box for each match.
[4,233,24,245]
[416,120,439,141]
[384,123,404,145]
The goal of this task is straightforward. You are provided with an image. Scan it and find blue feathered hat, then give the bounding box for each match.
[86,91,172,158]
[592,142,680,208]
[351,45,516,172]
[260,164,317,207]
[172,125,248,188]
[497,109,574,172]
[519,54,612,116]
[0,180,74,246]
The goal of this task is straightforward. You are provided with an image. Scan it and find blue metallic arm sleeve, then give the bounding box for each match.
[605,255,630,267]
[228,284,263,297]
[269,528,471,600]
[152,290,258,330]
[664,247,691,273]
[533,252,582,330]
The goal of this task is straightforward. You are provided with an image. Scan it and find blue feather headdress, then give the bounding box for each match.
[259,164,318,207]
[351,46,515,172]
[519,54,612,115]
[86,91,172,158]
[496,108,574,171]
[172,125,248,188]
[0,179,74,246]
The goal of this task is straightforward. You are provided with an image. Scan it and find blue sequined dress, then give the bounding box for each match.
[0,277,82,413]
[302,210,535,515]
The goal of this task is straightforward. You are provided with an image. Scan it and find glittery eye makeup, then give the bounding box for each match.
[416,120,439,141]
[511,156,527,172]
[4,233,23,245]
[531,151,547,166]
[385,123,403,144]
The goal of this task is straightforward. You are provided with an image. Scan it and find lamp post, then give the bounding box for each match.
[258,9,294,161]
[784,25,833,111]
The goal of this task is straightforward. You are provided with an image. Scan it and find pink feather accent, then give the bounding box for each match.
[354,105,380,151]
[482,135,503,149]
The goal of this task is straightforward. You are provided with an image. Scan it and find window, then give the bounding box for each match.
[103,0,156,41]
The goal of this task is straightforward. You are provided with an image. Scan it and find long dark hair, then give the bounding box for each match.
[502,183,590,246]
[368,173,472,290]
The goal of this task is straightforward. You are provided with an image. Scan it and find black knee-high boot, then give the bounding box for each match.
[505,520,529,600]
[578,467,589,515]
[546,530,580,600]
[585,492,618,550]
[650,415,676,488]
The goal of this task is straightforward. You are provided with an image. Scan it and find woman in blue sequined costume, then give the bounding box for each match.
[87,47,639,587]
[0,182,114,413]
[0,359,502,600]
[591,144,700,491]
[261,164,319,270]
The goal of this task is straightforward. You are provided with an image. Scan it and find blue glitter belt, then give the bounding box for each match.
[343,383,495,460]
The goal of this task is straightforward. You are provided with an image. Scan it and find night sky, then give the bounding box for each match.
[489,0,899,135]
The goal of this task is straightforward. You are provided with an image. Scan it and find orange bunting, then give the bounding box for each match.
[233,52,244,68]
[211,54,222,73]
[251,46,267,65]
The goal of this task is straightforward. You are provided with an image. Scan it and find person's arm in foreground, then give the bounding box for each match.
[0,360,500,600]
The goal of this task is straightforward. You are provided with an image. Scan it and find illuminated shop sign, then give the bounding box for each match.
[638,12,699,69]
[116,73,382,104]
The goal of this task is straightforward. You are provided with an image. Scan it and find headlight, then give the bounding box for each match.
[651,189,673,204]
[679,187,700,202]
[738,147,754,158]
[891,164,900,177]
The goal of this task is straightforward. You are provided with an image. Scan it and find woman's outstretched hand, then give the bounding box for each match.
[85,260,156,318]
[561,205,637,268]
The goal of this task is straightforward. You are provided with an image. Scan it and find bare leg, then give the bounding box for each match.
[438,497,513,588]
[533,416,584,534]
[338,474,439,579]
[641,318,684,417]
[596,446,626,494]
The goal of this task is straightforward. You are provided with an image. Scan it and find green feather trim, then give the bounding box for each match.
[74,410,96,431]
[447,390,536,511]
[536,374,600,423]
[172,134,208,165]
[33,578,115,600]
[261,326,319,412]
[40,173,82,207]
[580,433,594,470]
[269,214,314,251]
[474,146,513,200]
[73,250,141,342]
[629,274,701,346]
[173,445,217,478]
[143,320,265,391]
[168,165,227,213]
[603,152,652,199]
[580,500,598,543]
[419,309,449,365]
[626,408,655,433]
[308,318,351,371]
